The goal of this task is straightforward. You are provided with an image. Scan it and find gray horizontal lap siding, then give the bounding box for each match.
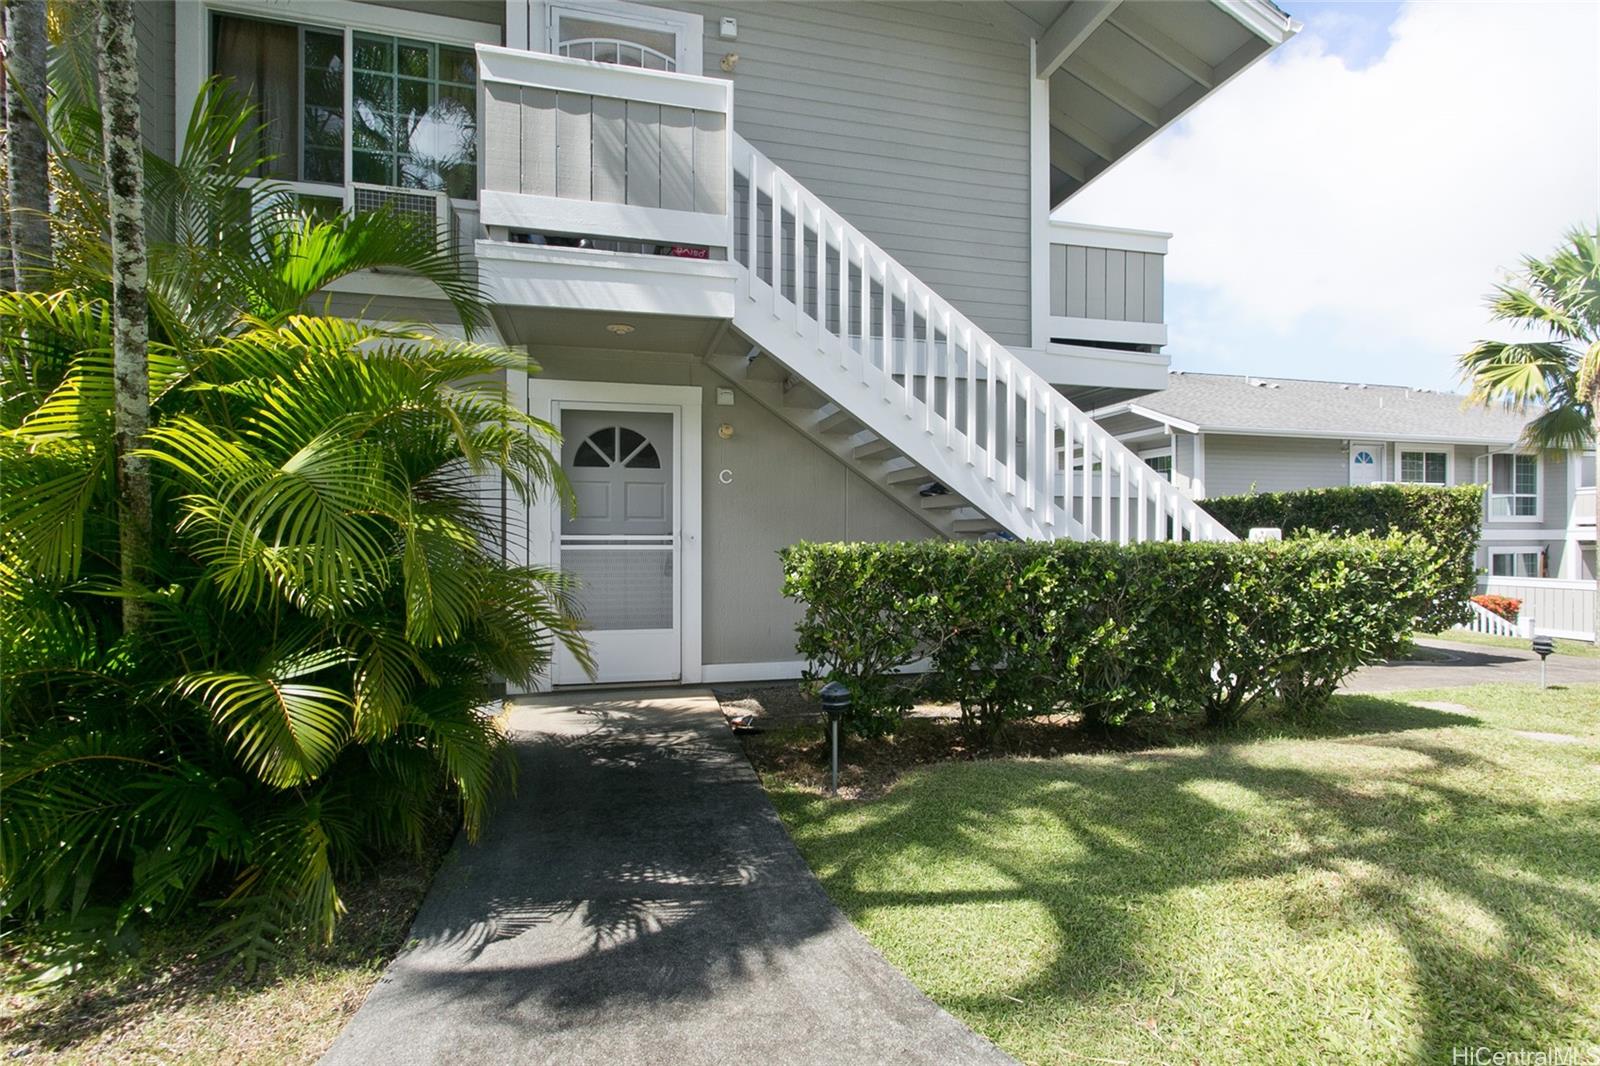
[1204,434,1348,498]
[654,0,1033,347]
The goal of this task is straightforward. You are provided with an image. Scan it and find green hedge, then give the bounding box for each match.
[1200,484,1483,632]
[781,535,1447,739]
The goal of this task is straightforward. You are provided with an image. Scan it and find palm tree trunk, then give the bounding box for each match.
[4,0,52,288]
[97,0,151,636]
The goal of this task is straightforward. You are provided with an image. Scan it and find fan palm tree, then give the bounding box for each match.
[1458,226,1599,644]
[0,68,589,970]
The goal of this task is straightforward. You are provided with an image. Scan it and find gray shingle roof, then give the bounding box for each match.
[1122,372,1534,444]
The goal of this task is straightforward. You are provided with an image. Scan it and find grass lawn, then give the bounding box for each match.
[1423,629,1600,659]
[761,684,1600,1063]
[0,823,453,1064]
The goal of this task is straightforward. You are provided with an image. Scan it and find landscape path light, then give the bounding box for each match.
[1531,635,1555,689]
[819,681,851,795]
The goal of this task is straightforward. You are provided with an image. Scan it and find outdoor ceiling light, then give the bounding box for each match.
[605,323,635,335]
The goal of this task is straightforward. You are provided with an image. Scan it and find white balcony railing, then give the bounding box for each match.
[1047,221,1168,349]
[1573,487,1596,531]
[475,45,732,253]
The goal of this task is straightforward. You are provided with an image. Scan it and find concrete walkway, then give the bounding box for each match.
[1343,637,1600,693]
[321,690,1013,1066]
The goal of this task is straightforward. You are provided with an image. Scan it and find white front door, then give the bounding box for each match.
[1349,443,1382,485]
[553,407,681,684]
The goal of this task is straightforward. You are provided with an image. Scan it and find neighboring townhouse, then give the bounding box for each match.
[132,0,1298,685]
[1091,371,1599,582]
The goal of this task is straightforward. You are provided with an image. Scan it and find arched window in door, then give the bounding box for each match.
[546,3,702,75]
[571,425,662,469]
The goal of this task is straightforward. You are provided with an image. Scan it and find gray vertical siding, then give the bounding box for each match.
[651,1,1033,347]
[135,0,176,161]
[1050,243,1163,323]
[482,82,727,215]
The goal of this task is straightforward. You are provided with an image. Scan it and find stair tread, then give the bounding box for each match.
[854,437,899,460]
[884,465,930,485]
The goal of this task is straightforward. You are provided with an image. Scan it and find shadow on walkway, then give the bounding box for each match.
[320,690,1013,1066]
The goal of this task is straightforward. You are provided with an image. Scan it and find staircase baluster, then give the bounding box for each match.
[1099,434,1112,541]
[816,203,827,353]
[937,306,955,450]
[900,274,914,421]
[983,344,996,482]
[1042,398,1057,527]
[1137,462,1149,542]
[962,326,976,466]
[746,151,759,296]
[1024,376,1037,513]
[880,261,894,400]
[794,193,805,332]
[1004,359,1017,498]
[1116,450,1129,545]
[859,243,871,382]
[769,165,782,316]
[836,225,849,368]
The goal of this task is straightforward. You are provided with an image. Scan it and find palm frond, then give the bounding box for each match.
[255,210,488,334]
[174,670,352,788]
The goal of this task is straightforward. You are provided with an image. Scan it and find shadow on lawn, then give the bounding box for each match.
[777,694,1600,1059]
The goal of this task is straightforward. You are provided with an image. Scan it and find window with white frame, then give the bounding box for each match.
[1580,450,1596,490]
[545,2,702,75]
[211,11,478,198]
[1399,449,1448,485]
[1488,453,1539,517]
[1488,548,1542,578]
[1142,452,1173,481]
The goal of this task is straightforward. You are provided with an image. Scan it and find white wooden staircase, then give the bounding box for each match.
[710,135,1233,544]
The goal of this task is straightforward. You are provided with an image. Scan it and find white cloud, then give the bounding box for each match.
[1061,1,1599,387]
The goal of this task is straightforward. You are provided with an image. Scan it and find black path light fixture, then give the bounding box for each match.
[1531,635,1556,689]
[819,680,851,794]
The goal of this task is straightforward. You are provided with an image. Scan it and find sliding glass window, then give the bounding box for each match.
[210,12,476,198]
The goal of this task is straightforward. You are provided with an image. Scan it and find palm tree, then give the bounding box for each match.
[1459,226,1600,644]
[3,0,51,286]
[0,71,589,968]
[95,0,152,636]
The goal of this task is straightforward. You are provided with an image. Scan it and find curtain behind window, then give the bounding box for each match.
[213,14,299,180]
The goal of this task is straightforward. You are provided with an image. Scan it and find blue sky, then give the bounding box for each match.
[1061,0,1598,392]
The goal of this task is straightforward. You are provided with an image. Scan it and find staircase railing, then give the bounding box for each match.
[1456,599,1522,638]
[729,135,1233,543]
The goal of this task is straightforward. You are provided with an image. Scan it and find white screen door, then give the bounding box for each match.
[553,407,681,684]
[1349,443,1382,485]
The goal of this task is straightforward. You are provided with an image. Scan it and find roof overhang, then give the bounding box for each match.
[1086,400,1525,448]
[1001,0,1299,208]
